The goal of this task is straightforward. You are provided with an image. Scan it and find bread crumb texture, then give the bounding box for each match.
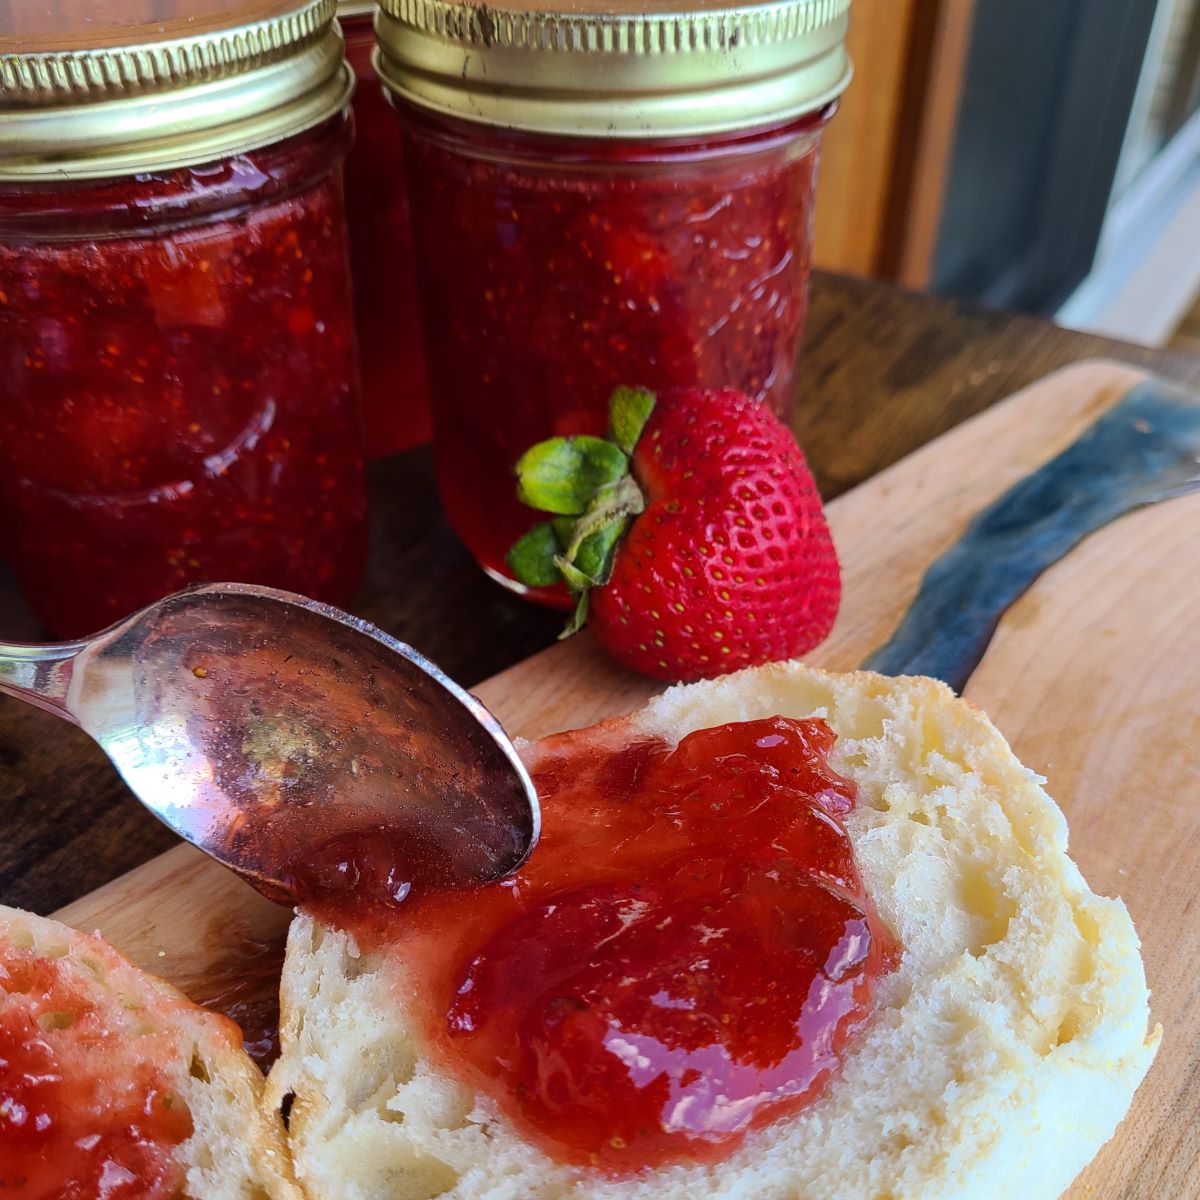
[0,905,300,1200]
[266,665,1160,1200]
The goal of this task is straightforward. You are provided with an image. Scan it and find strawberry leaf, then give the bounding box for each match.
[506,522,563,588]
[555,556,594,592]
[515,436,629,516]
[609,387,656,455]
[559,591,589,640]
[571,514,628,586]
[550,516,576,546]
[508,414,648,638]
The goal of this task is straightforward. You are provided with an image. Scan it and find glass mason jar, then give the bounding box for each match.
[375,0,852,595]
[339,1,432,457]
[0,0,368,637]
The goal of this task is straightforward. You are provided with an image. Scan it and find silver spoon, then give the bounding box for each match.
[0,583,539,905]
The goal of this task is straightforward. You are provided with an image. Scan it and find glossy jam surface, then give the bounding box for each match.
[0,117,366,636]
[343,18,431,457]
[311,716,896,1173]
[0,944,194,1198]
[400,110,828,591]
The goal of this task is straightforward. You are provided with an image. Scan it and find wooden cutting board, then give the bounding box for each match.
[55,360,1200,1199]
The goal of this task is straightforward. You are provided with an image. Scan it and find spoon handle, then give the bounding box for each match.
[0,640,87,722]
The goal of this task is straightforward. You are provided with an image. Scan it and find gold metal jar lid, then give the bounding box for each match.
[0,0,354,181]
[375,0,851,139]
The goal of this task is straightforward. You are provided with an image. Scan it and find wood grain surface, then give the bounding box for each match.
[4,274,1200,919]
[812,0,920,276]
[887,0,977,287]
[43,359,1200,1199]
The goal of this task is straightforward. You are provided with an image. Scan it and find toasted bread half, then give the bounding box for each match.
[0,904,299,1200]
[267,664,1159,1200]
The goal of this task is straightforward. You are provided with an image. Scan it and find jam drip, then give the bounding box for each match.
[314,716,897,1174]
[0,951,194,1199]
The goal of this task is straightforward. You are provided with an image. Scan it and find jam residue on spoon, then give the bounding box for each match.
[300,716,899,1173]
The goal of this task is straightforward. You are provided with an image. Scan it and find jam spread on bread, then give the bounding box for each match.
[0,951,195,1198]
[304,716,897,1173]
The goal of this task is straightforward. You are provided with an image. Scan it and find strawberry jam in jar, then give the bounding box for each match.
[376,0,852,591]
[340,2,431,456]
[0,0,367,636]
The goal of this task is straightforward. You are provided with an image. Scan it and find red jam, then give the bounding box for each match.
[398,109,829,591]
[0,947,195,1198]
[342,14,431,457]
[305,716,896,1173]
[0,116,367,636]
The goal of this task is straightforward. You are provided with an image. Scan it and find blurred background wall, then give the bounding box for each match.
[813,0,1200,350]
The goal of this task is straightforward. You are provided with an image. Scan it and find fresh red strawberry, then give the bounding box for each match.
[507,386,840,681]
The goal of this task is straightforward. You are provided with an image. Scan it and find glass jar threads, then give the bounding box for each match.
[375,0,852,593]
[0,0,368,636]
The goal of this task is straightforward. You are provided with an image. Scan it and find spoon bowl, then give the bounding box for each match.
[0,584,539,902]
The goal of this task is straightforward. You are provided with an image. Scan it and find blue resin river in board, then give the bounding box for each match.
[863,378,1200,693]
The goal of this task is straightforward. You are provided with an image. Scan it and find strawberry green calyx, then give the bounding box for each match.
[608,385,656,454]
[514,436,628,516]
[507,388,656,634]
